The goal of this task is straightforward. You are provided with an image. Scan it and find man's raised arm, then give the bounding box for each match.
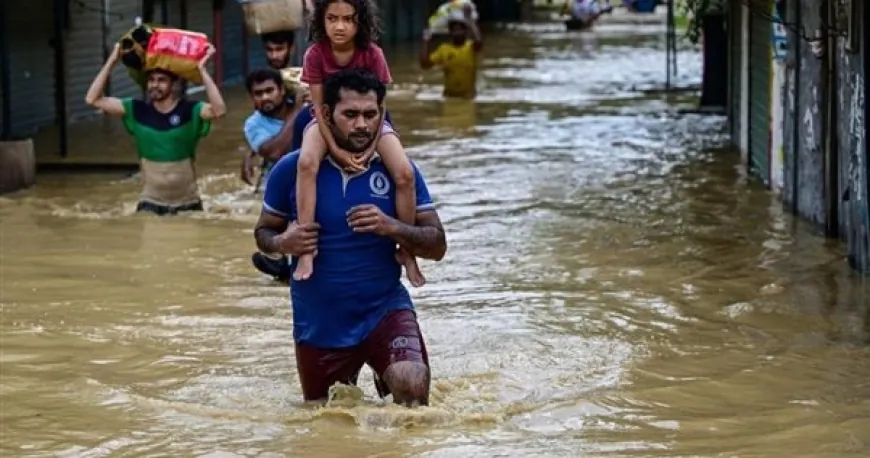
[84,44,126,116]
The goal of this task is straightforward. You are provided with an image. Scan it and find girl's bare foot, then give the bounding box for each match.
[396,249,426,287]
[293,253,314,281]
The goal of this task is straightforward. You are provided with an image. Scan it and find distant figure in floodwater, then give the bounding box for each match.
[85,43,226,215]
[562,0,613,29]
[623,0,659,14]
[241,31,307,192]
[419,6,483,99]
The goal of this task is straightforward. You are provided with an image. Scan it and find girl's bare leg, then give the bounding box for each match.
[377,133,425,287]
[294,126,328,281]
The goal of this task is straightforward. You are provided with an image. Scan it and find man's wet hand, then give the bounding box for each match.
[110,43,121,64]
[274,221,320,256]
[241,152,256,186]
[346,204,396,236]
[199,43,216,69]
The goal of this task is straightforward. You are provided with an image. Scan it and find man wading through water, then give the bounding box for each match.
[420,6,483,99]
[85,43,226,215]
[254,69,446,404]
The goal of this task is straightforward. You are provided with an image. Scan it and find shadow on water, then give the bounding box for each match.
[1,16,868,458]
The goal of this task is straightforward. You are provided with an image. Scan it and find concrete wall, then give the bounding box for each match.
[792,0,826,226]
[769,2,787,191]
[833,2,868,271]
[0,140,35,194]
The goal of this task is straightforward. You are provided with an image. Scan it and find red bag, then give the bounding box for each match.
[144,28,211,84]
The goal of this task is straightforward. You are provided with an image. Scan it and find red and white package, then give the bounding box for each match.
[145,28,211,84]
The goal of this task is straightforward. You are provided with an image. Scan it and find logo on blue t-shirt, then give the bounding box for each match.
[369,171,391,198]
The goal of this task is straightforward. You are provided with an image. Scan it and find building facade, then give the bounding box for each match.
[726,0,869,272]
[0,0,435,154]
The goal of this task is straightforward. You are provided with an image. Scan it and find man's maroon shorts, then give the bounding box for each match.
[294,309,430,401]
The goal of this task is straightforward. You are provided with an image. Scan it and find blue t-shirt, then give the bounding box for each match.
[262,151,435,348]
[244,102,314,189]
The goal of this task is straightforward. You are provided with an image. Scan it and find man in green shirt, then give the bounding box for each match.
[85,43,227,215]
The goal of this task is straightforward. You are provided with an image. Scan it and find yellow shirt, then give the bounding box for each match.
[429,40,478,99]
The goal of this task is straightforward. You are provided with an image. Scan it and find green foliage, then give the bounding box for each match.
[680,0,728,44]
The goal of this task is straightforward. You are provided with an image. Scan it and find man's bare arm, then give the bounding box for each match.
[467,20,483,51]
[84,45,125,116]
[420,34,435,70]
[257,106,302,161]
[198,64,227,119]
[254,210,290,254]
[255,210,320,256]
[389,210,447,261]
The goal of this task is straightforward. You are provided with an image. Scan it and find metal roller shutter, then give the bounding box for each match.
[222,0,246,83]
[378,0,397,46]
[247,32,266,71]
[108,0,145,99]
[0,0,5,138]
[65,0,107,121]
[748,4,772,185]
[7,0,56,136]
[187,0,214,39]
[166,0,184,26]
[186,0,215,77]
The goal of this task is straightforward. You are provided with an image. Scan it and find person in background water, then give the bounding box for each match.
[85,43,226,215]
[241,30,302,187]
[562,0,613,27]
[253,68,447,405]
[295,0,423,287]
[419,6,483,99]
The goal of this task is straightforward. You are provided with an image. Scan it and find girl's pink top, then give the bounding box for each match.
[300,40,393,85]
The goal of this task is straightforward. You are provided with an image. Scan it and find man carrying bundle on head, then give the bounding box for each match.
[420,2,483,100]
[85,31,226,216]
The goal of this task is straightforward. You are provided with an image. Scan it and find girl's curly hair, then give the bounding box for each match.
[307,0,382,48]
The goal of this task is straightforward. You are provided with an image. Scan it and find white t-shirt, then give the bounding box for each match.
[572,0,602,21]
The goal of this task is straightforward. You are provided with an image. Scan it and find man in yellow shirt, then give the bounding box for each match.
[419,8,483,99]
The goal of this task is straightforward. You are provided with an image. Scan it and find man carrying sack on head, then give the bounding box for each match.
[85,33,227,216]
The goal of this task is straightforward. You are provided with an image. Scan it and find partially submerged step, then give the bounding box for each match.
[0,139,36,195]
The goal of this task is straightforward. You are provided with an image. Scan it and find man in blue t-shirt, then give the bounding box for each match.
[253,69,447,405]
[240,31,303,189]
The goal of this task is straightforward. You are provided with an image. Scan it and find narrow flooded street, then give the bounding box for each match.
[2,17,870,458]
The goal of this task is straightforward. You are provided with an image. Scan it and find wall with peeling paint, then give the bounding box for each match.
[834,11,868,271]
[770,1,788,191]
[726,0,870,272]
[792,0,826,226]
[782,1,797,201]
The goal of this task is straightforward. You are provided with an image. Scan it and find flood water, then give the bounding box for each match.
[2,16,870,458]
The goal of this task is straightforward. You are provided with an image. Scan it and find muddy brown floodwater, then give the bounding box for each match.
[2,17,869,458]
